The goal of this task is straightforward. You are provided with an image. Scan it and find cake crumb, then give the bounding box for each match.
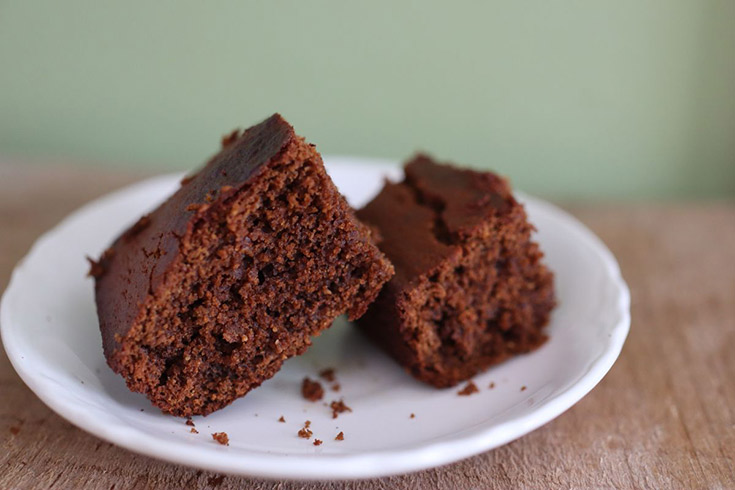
[302,377,324,402]
[489,382,496,389]
[335,431,344,441]
[86,248,114,278]
[185,418,195,427]
[313,439,323,446]
[190,428,199,434]
[410,413,415,419]
[521,385,527,392]
[330,399,352,419]
[305,420,311,428]
[86,258,105,278]
[212,432,229,446]
[298,427,313,439]
[319,368,336,382]
[221,129,240,148]
[458,381,479,396]
[331,383,341,392]
[185,203,205,212]
[180,174,196,186]
[278,416,286,423]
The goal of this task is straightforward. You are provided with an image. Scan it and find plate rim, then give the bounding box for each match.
[1,158,630,480]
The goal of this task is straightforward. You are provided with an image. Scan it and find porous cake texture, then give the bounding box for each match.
[356,155,555,387]
[91,114,393,416]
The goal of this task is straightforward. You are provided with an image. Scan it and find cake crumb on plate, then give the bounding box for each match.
[330,400,352,419]
[302,377,324,402]
[458,381,479,396]
[319,368,336,382]
[212,432,229,446]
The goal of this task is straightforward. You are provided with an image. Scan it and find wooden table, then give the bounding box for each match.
[1,162,733,489]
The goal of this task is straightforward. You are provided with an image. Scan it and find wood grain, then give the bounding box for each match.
[1,162,733,489]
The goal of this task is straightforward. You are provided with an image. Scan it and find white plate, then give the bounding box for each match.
[1,157,629,480]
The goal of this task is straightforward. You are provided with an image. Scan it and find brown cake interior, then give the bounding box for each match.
[357,157,555,387]
[397,185,552,386]
[111,143,390,416]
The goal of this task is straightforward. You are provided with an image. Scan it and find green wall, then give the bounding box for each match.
[1,1,734,199]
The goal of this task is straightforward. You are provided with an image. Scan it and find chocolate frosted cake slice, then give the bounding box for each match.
[356,155,555,387]
[91,114,393,416]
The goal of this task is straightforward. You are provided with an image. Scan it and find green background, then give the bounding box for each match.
[1,1,733,199]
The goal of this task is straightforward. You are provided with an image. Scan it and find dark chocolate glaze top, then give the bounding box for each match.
[356,154,514,289]
[93,114,296,358]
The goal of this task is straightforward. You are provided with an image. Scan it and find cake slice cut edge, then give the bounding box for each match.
[91,114,394,416]
[356,154,555,388]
